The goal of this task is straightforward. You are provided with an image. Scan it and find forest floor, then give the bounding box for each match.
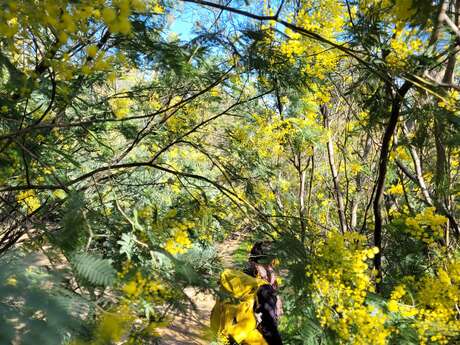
[156,235,244,344]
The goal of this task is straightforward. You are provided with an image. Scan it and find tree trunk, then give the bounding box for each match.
[373,81,411,290]
[321,105,347,234]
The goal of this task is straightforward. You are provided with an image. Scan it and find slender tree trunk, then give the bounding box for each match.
[299,168,307,241]
[373,81,411,291]
[306,148,315,221]
[351,134,372,229]
[321,105,347,234]
[404,143,433,208]
[434,0,460,245]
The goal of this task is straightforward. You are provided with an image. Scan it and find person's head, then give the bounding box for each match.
[249,241,274,265]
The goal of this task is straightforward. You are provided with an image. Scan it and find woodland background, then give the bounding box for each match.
[0,0,459,344]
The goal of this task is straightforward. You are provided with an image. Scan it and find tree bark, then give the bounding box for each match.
[372,81,411,290]
[321,105,347,234]
[434,0,460,245]
[299,169,307,240]
[351,134,372,229]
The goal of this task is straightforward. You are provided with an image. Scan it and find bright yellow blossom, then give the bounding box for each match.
[17,190,41,213]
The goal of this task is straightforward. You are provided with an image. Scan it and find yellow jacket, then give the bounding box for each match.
[210,269,268,345]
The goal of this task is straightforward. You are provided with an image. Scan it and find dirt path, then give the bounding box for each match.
[157,236,243,344]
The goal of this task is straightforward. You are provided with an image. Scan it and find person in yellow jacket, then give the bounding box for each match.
[210,242,283,345]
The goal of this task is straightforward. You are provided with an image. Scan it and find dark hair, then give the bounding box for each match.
[249,241,272,263]
[256,285,283,344]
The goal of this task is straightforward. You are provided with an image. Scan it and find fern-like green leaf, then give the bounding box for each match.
[72,253,116,287]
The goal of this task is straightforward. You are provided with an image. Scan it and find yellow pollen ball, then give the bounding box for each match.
[58,31,68,43]
[86,45,98,57]
[102,7,117,23]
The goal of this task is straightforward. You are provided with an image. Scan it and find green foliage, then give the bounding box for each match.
[117,233,138,261]
[53,192,86,254]
[383,220,428,291]
[0,251,91,345]
[1,1,460,344]
[71,253,117,287]
[279,297,336,345]
[177,244,223,280]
